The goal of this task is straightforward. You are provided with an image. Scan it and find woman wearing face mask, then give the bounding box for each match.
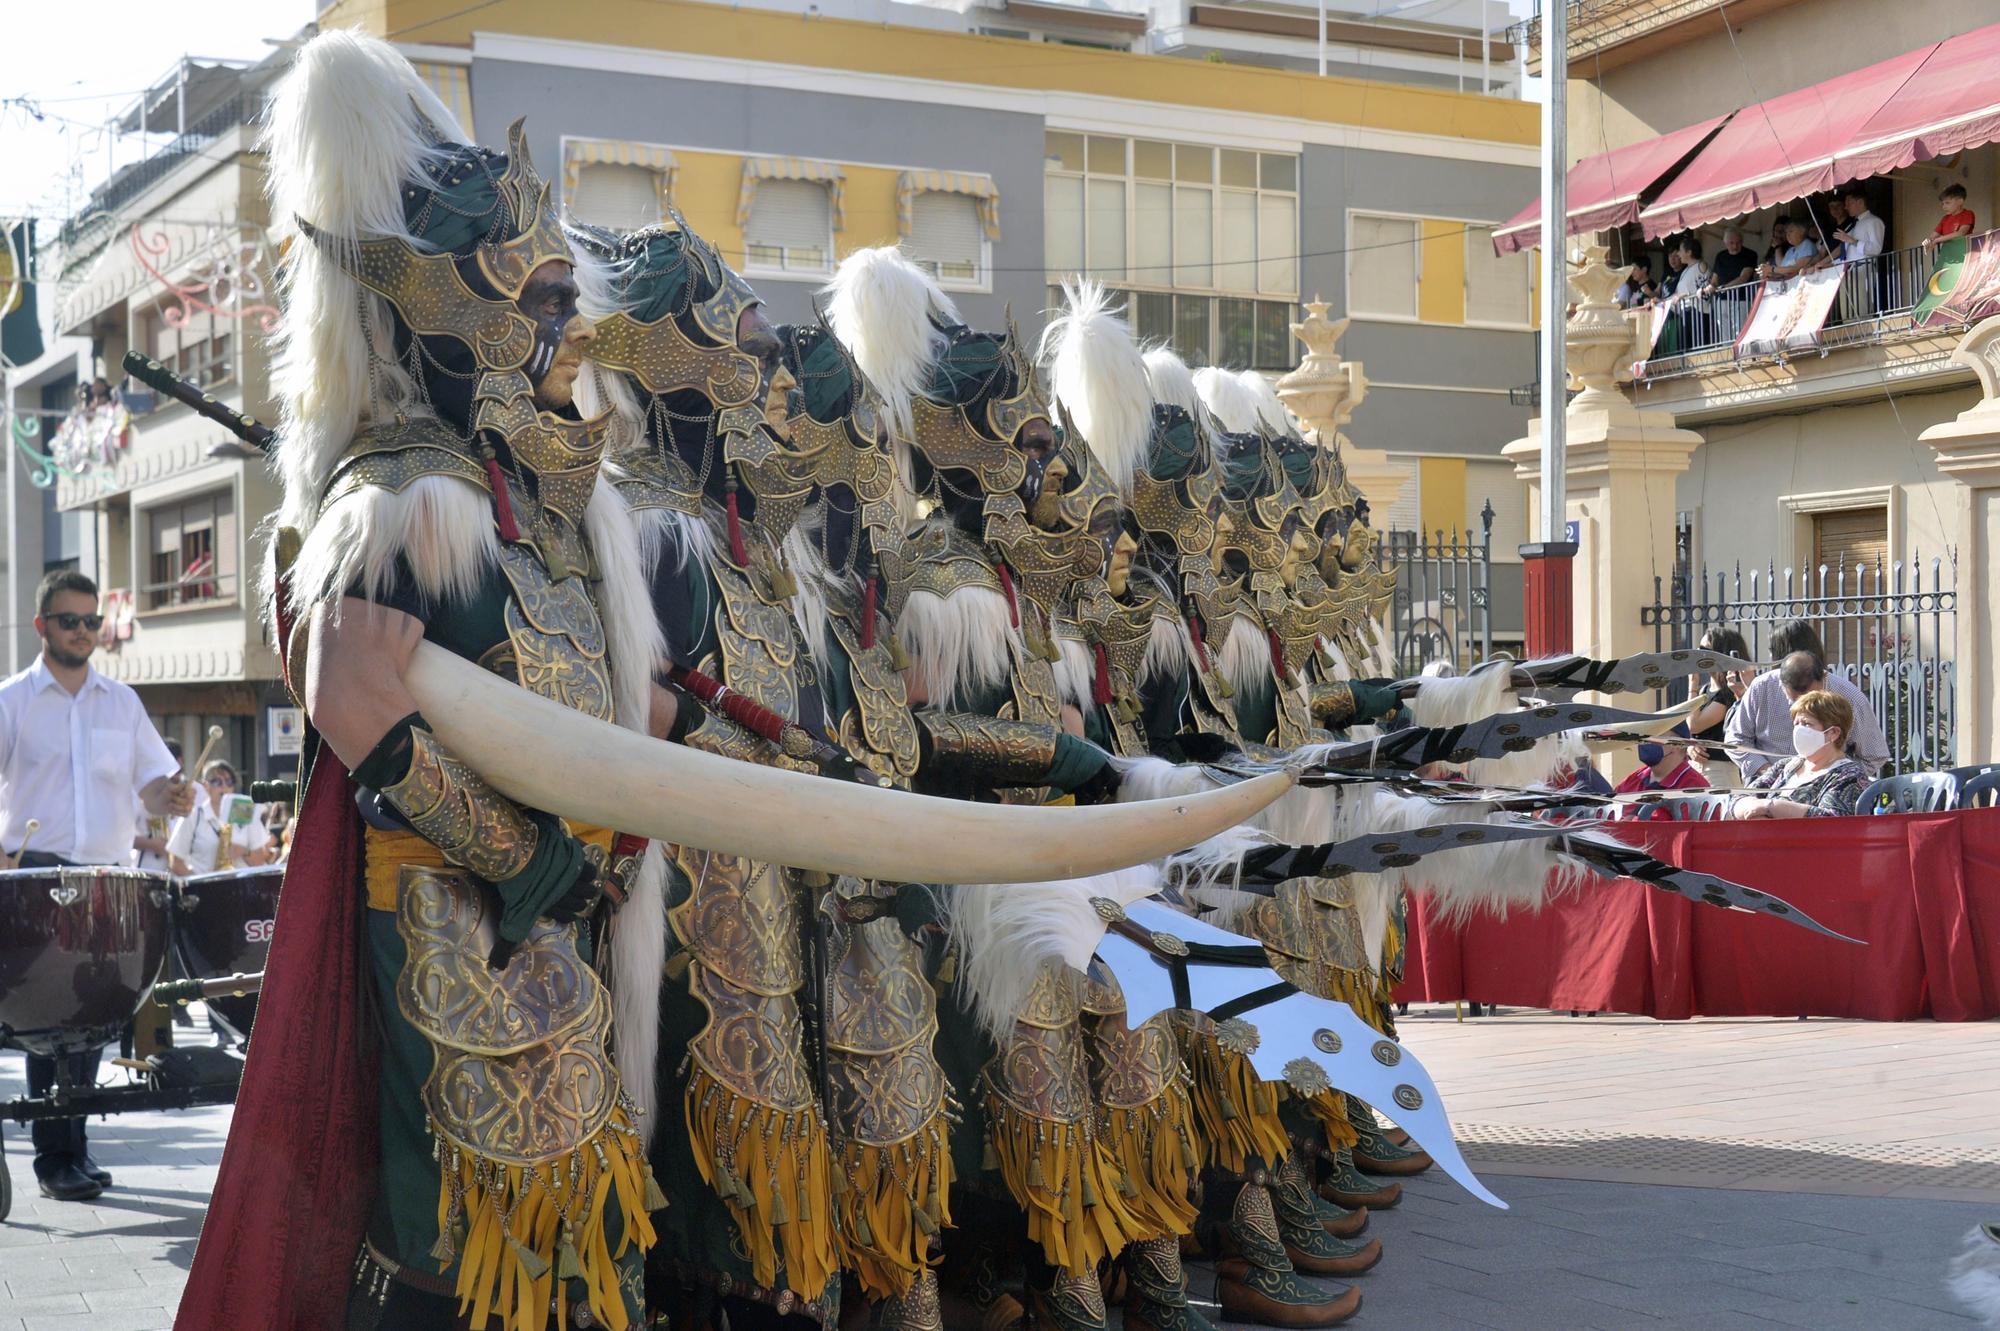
[1729,691,1870,819]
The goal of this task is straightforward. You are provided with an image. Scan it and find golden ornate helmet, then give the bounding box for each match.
[903,314,1045,508]
[303,119,574,383]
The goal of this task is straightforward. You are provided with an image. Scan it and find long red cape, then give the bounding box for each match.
[176,584,379,1328]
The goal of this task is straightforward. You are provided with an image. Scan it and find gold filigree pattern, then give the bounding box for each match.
[380,729,539,883]
[685,962,817,1111]
[589,307,762,408]
[425,1008,618,1166]
[393,866,595,1054]
[919,712,1059,787]
[496,544,615,722]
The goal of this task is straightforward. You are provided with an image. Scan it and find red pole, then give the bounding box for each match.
[1520,540,1576,657]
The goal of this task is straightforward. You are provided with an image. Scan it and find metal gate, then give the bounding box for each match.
[1379,500,1496,676]
[1641,547,1957,775]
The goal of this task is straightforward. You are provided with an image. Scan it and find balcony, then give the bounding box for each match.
[57,93,263,271]
[1625,238,1977,421]
[1516,0,1807,76]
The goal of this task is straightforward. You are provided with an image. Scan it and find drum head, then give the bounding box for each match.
[0,867,172,1056]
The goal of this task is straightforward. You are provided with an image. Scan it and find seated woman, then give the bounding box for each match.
[1728,690,1871,819]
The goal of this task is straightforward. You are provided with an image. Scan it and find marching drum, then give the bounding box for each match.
[173,866,282,1038]
[0,866,172,1058]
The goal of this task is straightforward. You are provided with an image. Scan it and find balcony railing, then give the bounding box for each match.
[58,94,262,256]
[1636,239,1968,381]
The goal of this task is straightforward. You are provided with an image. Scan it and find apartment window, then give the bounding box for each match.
[739,158,845,277]
[1464,224,1532,327]
[905,193,983,285]
[1044,132,1299,299]
[746,180,833,273]
[144,489,237,611]
[1049,285,1296,371]
[139,304,233,397]
[899,171,1000,290]
[563,140,677,232]
[1348,214,1419,320]
[1812,507,1888,575]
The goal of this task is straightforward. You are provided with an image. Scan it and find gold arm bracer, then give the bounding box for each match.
[380,727,541,882]
[918,712,1061,788]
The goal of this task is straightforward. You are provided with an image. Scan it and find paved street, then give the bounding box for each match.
[1,1009,1994,1329]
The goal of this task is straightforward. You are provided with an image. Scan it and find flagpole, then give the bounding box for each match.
[1522,0,1574,656]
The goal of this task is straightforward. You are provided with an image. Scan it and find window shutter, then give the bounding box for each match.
[748,180,832,253]
[1350,215,1418,319]
[570,162,663,231]
[907,191,984,277]
[1812,508,1887,578]
[1383,458,1422,534]
[1465,225,1529,326]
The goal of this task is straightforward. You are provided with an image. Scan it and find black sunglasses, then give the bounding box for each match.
[46,613,104,632]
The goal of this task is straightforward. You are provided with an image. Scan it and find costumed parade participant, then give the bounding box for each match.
[826,248,1178,1331]
[570,217,957,1329]
[177,32,668,1331]
[1042,286,1379,1328]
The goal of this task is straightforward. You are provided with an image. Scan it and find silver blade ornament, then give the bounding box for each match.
[1094,900,1507,1209]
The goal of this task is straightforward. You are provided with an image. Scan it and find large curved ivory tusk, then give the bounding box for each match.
[405,642,1292,884]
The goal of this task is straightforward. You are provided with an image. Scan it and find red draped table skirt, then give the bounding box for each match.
[1394,807,2000,1021]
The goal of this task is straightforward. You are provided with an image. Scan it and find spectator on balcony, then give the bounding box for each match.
[1830,186,1887,317]
[1763,216,1794,267]
[1925,184,1976,251]
[1649,247,1687,307]
[1703,229,1759,295]
[1615,259,1657,308]
[1759,218,1821,281]
[1729,690,1871,819]
[1726,622,1890,780]
[1671,237,1709,297]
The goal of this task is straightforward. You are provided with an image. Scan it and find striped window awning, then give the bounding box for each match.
[411,61,475,141]
[738,157,846,231]
[563,139,679,205]
[897,170,1001,242]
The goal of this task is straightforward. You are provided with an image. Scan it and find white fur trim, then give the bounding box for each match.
[1053,635,1094,710]
[1042,279,1151,498]
[895,583,1022,713]
[1218,615,1274,710]
[1145,611,1196,688]
[825,246,956,443]
[942,864,1160,1041]
[289,473,499,613]
[607,843,670,1143]
[582,475,666,735]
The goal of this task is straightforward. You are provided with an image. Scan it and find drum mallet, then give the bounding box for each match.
[187,725,228,786]
[7,817,39,871]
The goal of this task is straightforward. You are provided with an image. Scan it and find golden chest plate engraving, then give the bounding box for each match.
[496,544,615,722]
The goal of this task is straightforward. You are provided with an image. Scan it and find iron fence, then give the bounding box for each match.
[1378,501,1495,676]
[1641,553,1957,775]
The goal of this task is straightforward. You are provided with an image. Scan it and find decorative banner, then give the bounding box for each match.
[1736,265,1840,359]
[1914,233,2000,328]
[1733,266,1843,361]
[1,219,41,368]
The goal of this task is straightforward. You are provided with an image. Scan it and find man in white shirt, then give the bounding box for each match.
[0,569,192,1201]
[1832,186,1887,320]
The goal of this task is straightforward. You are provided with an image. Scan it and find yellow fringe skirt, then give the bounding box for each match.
[684,1063,839,1301]
[982,1086,1144,1275]
[1175,1017,1291,1176]
[431,1102,660,1331]
[1095,1071,1202,1241]
[831,1113,954,1301]
[1296,1086,1361,1156]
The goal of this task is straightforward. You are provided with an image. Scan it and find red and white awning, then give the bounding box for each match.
[1493,113,1730,256]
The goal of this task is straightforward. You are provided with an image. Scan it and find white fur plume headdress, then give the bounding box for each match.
[1039,279,1152,499]
[1192,365,1267,436]
[824,245,959,443]
[262,28,468,533]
